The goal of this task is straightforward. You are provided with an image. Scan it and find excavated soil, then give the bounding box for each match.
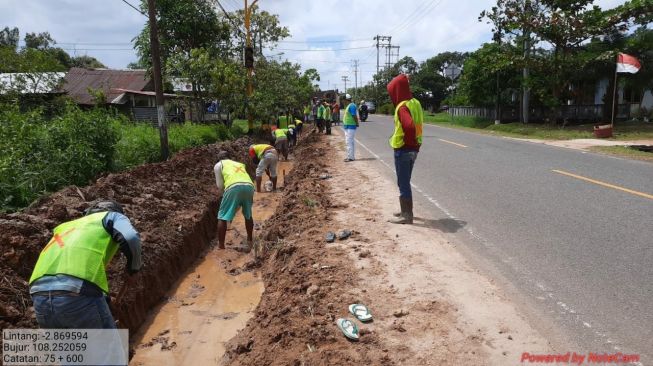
[0,136,256,333]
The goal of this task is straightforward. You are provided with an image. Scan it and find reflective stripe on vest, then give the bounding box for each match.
[389,98,424,149]
[343,103,357,126]
[222,160,253,189]
[252,144,273,158]
[29,212,116,293]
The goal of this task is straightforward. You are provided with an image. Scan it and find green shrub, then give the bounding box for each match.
[0,103,121,211]
[378,103,394,115]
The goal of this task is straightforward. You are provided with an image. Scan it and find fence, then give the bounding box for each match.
[450,103,641,123]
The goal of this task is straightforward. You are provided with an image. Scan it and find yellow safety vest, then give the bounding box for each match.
[29,212,117,293]
[389,98,423,149]
[222,160,253,189]
[343,103,357,126]
[274,129,288,139]
[252,144,273,159]
[295,119,303,125]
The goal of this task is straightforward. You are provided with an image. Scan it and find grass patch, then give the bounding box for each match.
[589,146,653,163]
[425,112,653,140]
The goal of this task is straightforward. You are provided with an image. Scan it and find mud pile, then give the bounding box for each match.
[222,132,391,365]
[0,137,255,332]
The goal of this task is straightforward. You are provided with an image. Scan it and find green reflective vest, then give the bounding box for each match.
[252,144,273,159]
[222,160,253,189]
[274,129,288,139]
[317,105,325,119]
[389,98,423,149]
[343,103,357,126]
[29,212,117,293]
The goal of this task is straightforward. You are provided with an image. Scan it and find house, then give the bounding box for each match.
[62,68,183,123]
[313,89,340,104]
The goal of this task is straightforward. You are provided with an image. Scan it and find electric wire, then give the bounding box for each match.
[120,0,147,16]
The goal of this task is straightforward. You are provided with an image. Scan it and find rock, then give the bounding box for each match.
[306,285,320,296]
[338,230,352,240]
[393,309,409,318]
[359,250,371,258]
[325,232,336,243]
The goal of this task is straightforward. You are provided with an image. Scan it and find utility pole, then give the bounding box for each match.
[373,35,391,102]
[244,0,259,133]
[146,0,169,160]
[341,76,349,95]
[351,59,359,100]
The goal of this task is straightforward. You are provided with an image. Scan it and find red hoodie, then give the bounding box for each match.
[387,74,419,151]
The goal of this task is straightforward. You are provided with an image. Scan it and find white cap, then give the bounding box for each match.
[344,93,352,100]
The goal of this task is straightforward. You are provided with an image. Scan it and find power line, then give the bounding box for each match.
[120,0,147,16]
[269,45,374,52]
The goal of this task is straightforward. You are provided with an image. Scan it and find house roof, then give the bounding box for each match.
[62,68,153,105]
[110,88,180,104]
[0,72,66,94]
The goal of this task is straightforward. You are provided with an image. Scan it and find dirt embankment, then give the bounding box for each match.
[0,137,255,333]
[221,132,392,365]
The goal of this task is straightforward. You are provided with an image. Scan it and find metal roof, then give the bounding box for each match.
[62,68,153,105]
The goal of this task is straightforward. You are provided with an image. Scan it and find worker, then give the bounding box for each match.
[29,200,142,329]
[272,127,289,160]
[249,143,278,192]
[341,93,359,162]
[323,101,332,135]
[287,121,297,148]
[317,100,326,133]
[387,74,423,224]
[303,104,311,123]
[213,151,255,251]
[332,101,340,125]
[295,118,304,139]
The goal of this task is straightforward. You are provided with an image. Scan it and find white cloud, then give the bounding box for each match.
[0,0,630,86]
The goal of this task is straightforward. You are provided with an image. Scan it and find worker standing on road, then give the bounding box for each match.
[249,143,278,192]
[342,93,359,162]
[214,151,255,251]
[387,74,423,224]
[324,100,332,135]
[272,127,290,160]
[29,200,142,329]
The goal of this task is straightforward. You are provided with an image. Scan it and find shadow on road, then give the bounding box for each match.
[412,217,467,233]
[355,157,378,161]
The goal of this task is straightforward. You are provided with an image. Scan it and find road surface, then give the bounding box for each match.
[348,114,653,361]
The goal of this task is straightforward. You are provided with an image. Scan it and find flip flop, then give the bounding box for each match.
[348,304,373,322]
[336,318,359,341]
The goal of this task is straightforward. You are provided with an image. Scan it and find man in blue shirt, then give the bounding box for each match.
[341,94,359,162]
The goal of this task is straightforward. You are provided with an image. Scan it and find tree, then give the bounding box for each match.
[412,52,468,110]
[24,32,55,50]
[70,55,106,69]
[0,26,19,49]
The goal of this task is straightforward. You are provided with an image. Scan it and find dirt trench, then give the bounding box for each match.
[0,137,256,333]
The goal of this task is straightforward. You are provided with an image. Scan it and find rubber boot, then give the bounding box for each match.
[390,198,413,224]
[392,198,404,217]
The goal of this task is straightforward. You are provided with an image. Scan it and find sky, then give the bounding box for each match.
[1,0,626,90]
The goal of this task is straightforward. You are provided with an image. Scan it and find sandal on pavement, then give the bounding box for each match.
[336,318,360,341]
[348,304,373,322]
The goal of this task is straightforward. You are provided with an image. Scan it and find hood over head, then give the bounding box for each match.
[387,74,412,106]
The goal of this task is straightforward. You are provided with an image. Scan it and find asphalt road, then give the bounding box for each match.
[347,114,653,361]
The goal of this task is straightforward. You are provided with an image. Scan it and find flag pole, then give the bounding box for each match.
[611,55,619,127]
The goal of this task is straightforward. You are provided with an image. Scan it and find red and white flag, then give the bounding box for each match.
[616,53,641,74]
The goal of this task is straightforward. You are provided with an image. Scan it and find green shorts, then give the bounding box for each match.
[218,184,255,221]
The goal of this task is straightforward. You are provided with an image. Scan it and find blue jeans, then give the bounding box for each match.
[394,150,418,198]
[32,294,116,329]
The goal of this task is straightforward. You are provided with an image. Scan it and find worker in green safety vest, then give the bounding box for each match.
[249,143,278,192]
[29,200,142,329]
[213,151,255,252]
[272,127,289,160]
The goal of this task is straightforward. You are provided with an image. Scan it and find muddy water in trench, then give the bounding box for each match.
[130,160,294,366]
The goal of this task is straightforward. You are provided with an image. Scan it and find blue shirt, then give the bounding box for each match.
[30,211,142,295]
